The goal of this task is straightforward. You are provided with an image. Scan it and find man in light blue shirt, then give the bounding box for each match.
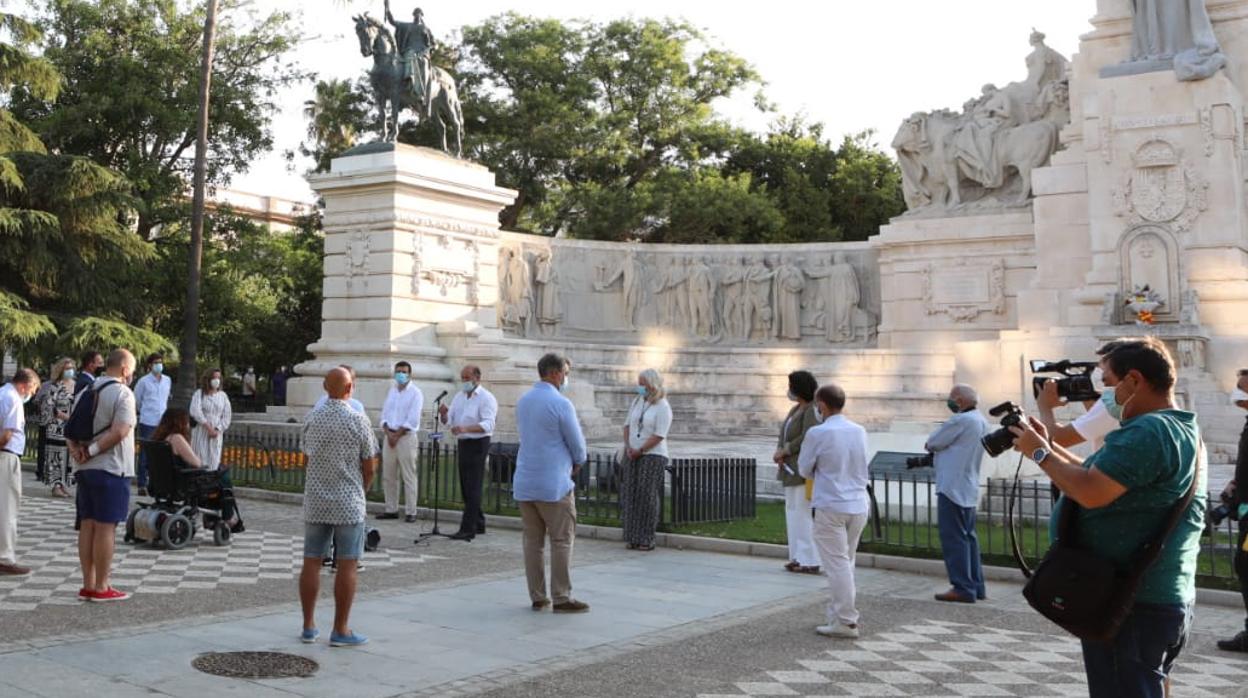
[514,353,588,613]
[132,353,171,495]
[925,383,990,604]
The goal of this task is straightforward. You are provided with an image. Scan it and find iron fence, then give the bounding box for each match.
[220,428,757,527]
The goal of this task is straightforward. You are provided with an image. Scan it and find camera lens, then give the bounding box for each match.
[980,427,1016,458]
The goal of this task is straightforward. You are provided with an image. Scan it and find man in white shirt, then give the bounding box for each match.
[1035,341,1127,452]
[132,353,171,495]
[312,365,366,416]
[0,369,41,576]
[798,383,870,639]
[377,360,423,522]
[439,365,498,541]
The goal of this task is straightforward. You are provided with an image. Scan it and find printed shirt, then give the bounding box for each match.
[514,381,587,502]
[312,393,366,416]
[133,373,172,427]
[302,399,379,525]
[0,384,26,456]
[797,414,870,515]
[447,386,498,440]
[1058,409,1205,606]
[926,410,990,508]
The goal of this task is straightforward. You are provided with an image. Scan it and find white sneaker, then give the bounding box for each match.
[816,623,860,639]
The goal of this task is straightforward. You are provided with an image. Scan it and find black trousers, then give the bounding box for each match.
[457,437,490,534]
[1236,418,1248,630]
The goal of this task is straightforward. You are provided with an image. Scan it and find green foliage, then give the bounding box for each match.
[55,316,175,359]
[0,290,56,351]
[12,0,307,238]
[296,78,372,174]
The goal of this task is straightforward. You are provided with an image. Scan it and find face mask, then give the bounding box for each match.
[1100,389,1123,422]
[210,378,221,390]
[152,363,163,375]
[63,369,75,381]
[395,372,409,386]
[635,385,648,396]
[559,376,569,392]
[462,381,476,393]
[947,398,960,413]
[21,392,32,404]
[787,390,798,402]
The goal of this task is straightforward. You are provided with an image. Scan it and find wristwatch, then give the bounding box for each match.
[1031,447,1050,464]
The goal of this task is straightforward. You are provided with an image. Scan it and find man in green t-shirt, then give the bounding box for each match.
[1011,337,1205,698]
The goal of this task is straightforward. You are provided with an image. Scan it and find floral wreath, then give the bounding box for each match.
[1123,285,1164,325]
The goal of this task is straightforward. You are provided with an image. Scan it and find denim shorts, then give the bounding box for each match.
[75,469,131,524]
[303,521,366,560]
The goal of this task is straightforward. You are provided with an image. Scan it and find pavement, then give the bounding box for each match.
[1,470,1246,697]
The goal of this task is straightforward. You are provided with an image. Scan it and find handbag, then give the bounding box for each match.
[1018,476,1196,643]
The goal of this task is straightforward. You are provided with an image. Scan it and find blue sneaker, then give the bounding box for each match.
[300,628,320,644]
[329,631,368,647]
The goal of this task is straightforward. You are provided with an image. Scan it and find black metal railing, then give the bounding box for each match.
[221,428,757,527]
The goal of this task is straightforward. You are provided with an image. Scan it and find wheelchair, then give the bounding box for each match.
[125,440,241,549]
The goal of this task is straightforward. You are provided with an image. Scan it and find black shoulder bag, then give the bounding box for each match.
[1015,476,1195,643]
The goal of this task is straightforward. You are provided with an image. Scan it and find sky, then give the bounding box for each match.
[233,0,1098,202]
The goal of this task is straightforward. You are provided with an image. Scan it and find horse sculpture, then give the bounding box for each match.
[353,13,464,156]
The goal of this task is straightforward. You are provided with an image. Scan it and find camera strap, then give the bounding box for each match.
[1007,454,1033,577]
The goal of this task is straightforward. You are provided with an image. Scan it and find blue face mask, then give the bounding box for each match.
[635,385,647,396]
[63,369,76,381]
[395,372,410,386]
[461,381,476,393]
[559,376,569,393]
[152,363,163,375]
[1101,388,1123,421]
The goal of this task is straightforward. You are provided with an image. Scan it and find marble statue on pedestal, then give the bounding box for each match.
[1124,0,1227,81]
[893,31,1069,214]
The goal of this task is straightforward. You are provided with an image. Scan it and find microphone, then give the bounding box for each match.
[434,389,448,402]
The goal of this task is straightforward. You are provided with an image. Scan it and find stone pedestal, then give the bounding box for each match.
[289,144,517,421]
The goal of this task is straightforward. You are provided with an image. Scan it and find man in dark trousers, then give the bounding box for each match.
[439,365,498,541]
[1219,369,1248,653]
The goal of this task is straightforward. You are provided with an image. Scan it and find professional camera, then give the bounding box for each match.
[1029,359,1101,403]
[905,453,934,469]
[981,401,1025,457]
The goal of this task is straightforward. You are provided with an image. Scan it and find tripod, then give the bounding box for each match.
[417,395,452,542]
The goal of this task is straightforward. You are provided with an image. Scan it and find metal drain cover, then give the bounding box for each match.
[192,651,318,679]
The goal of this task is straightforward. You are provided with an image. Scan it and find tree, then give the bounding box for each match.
[296,79,371,173]
[12,0,306,241]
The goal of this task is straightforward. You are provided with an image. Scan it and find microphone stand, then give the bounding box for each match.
[417,393,452,542]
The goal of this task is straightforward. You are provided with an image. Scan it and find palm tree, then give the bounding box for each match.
[175,0,220,407]
[302,79,369,172]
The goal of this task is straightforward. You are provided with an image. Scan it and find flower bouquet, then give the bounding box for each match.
[1124,285,1163,326]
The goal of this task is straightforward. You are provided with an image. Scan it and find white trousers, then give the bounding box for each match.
[784,485,819,566]
[814,508,868,626]
[0,452,22,566]
[382,433,419,515]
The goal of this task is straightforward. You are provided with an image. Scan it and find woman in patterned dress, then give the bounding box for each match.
[38,357,76,497]
[619,368,673,551]
[190,368,233,474]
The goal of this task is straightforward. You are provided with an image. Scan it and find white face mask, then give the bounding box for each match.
[210,378,221,390]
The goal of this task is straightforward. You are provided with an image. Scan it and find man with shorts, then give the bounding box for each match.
[299,367,378,647]
[69,349,136,602]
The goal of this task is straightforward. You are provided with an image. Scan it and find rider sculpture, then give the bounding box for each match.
[385,0,436,118]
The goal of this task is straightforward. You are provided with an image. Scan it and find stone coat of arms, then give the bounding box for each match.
[1112,139,1207,233]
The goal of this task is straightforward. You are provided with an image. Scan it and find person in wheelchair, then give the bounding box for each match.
[149,408,243,534]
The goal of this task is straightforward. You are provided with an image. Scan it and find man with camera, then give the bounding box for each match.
[925,383,990,604]
[1010,338,1204,696]
[1216,368,1248,653]
[1034,341,1126,452]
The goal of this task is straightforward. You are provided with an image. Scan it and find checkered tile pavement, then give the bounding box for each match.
[698,619,1248,697]
[0,497,443,612]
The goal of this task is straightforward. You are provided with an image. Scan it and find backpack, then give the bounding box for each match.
[64,379,121,443]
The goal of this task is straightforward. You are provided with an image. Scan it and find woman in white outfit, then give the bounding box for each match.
[775,370,821,574]
[619,368,673,551]
[190,368,232,472]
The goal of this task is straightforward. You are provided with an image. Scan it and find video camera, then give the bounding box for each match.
[981,401,1025,457]
[905,453,934,469]
[1029,359,1101,403]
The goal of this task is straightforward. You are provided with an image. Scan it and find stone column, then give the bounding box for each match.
[289,144,517,420]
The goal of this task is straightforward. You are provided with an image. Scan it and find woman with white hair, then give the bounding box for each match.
[620,368,673,551]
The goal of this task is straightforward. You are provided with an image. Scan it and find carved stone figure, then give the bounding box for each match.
[352,10,464,154]
[772,256,805,341]
[654,257,691,329]
[717,258,748,340]
[533,248,560,334]
[686,257,716,338]
[805,252,861,342]
[892,32,1069,213]
[595,249,645,330]
[1126,0,1227,81]
[743,257,776,339]
[497,246,532,336]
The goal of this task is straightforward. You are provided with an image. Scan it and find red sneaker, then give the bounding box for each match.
[78,588,93,600]
[88,587,131,603]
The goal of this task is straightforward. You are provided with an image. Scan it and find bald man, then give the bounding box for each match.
[300,367,379,647]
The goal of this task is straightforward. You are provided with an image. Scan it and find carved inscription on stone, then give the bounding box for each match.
[922,259,1006,322]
